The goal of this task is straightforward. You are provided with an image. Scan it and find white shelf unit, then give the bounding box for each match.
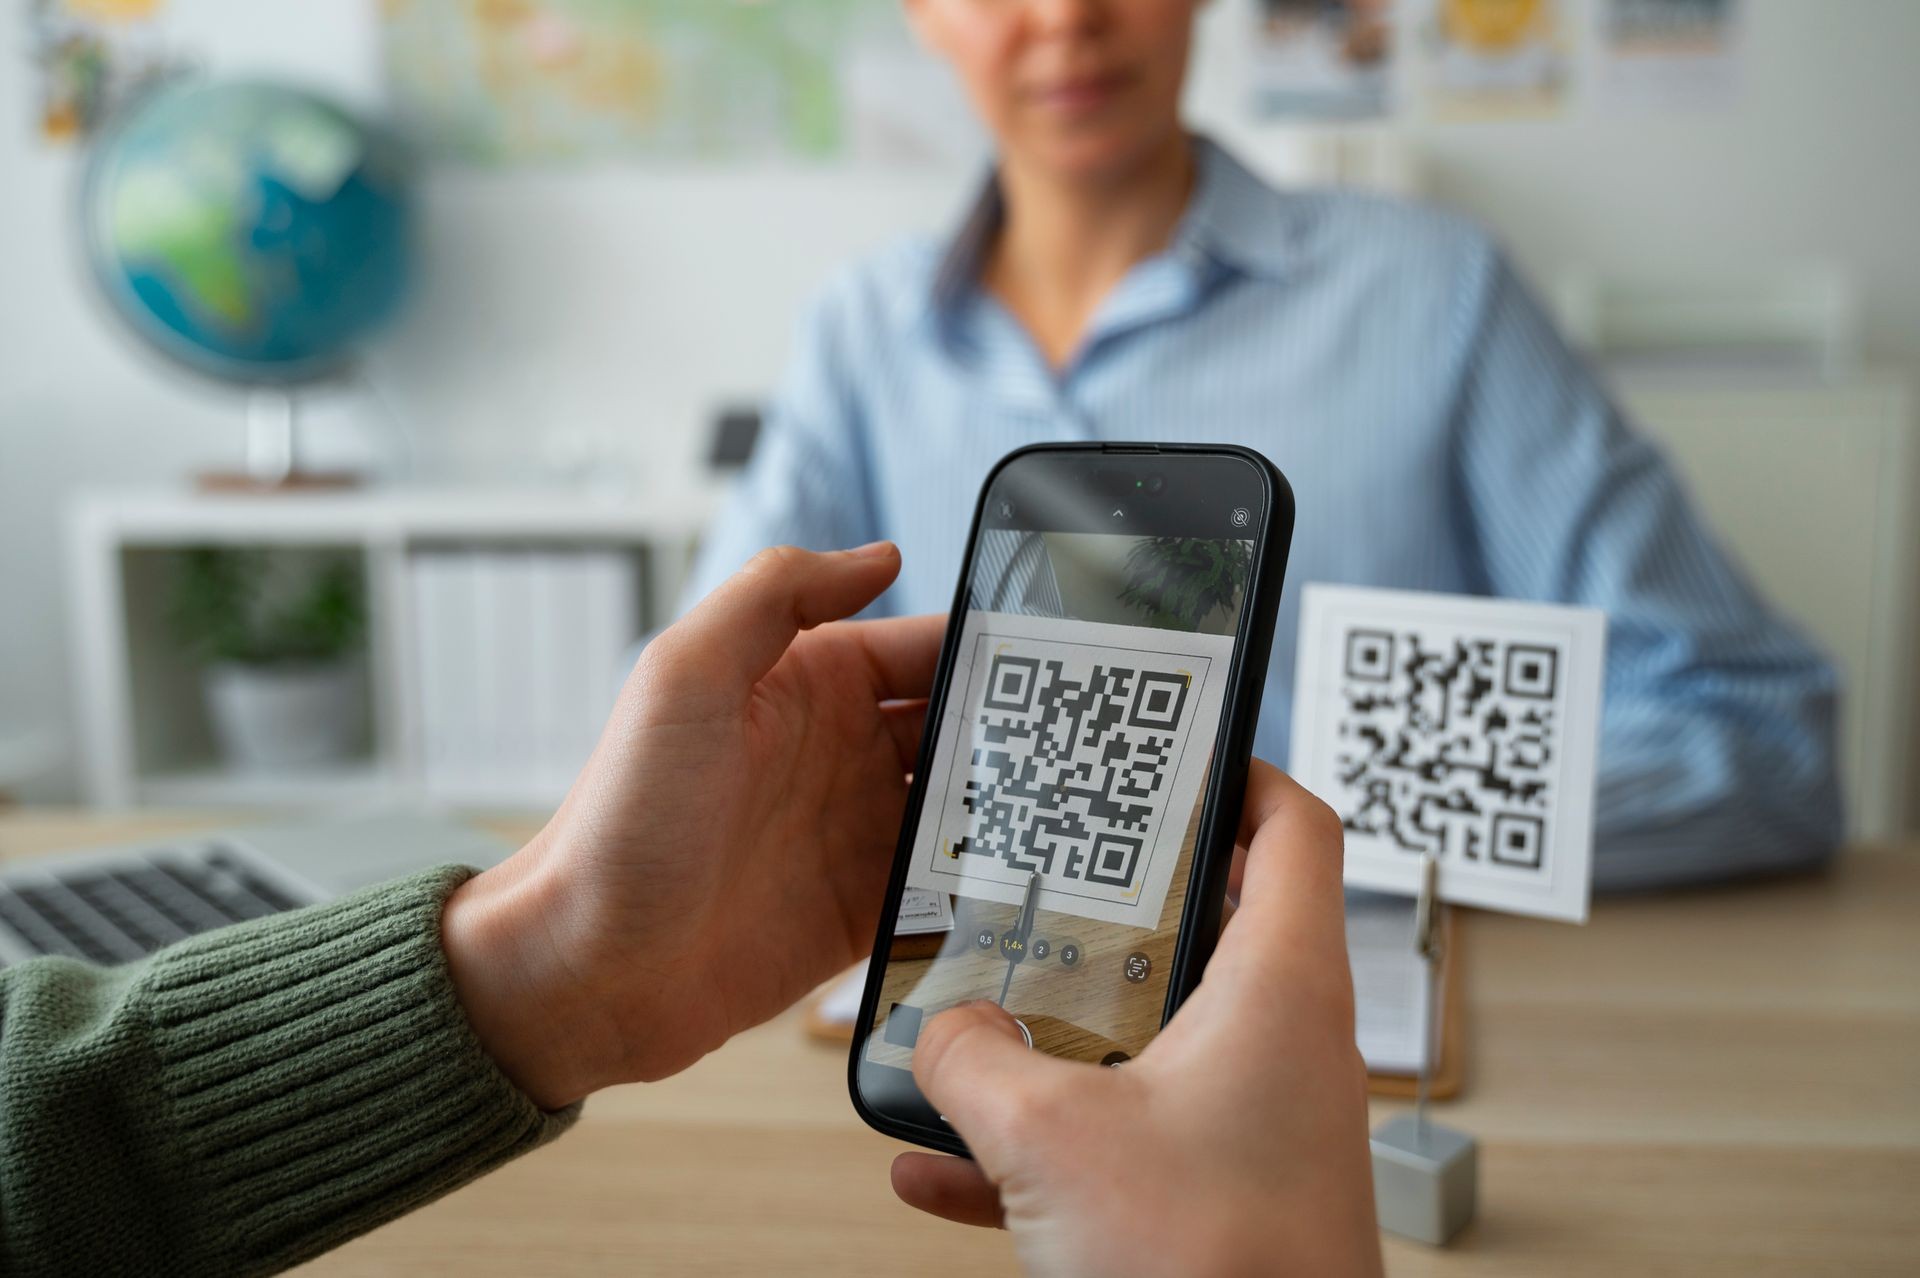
[67,487,718,810]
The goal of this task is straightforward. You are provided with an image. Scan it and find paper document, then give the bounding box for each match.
[816,961,869,1025]
[1346,892,1436,1075]
[896,887,954,936]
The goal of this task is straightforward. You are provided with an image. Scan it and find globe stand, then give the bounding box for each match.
[196,387,360,493]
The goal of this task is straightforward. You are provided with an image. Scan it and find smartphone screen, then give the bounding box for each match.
[854,446,1287,1141]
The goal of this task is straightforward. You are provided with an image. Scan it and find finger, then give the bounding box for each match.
[911,1001,1078,1161]
[670,543,901,696]
[881,700,929,772]
[1226,760,1348,964]
[890,1153,1005,1229]
[850,612,947,702]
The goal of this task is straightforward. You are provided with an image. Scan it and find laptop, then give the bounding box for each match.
[0,814,512,967]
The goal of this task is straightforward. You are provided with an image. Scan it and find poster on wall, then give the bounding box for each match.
[1250,0,1396,121]
[1596,0,1743,110]
[381,0,979,166]
[26,0,186,144]
[1414,0,1570,119]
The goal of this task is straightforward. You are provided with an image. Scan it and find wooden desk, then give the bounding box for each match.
[3,813,1915,1276]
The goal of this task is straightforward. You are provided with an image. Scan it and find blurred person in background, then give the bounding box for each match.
[683,0,1842,889]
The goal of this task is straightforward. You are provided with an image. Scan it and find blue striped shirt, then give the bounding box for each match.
[683,137,1841,890]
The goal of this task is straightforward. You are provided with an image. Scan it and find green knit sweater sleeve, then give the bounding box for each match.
[0,865,579,1277]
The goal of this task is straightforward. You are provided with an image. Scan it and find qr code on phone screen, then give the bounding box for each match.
[955,646,1197,893]
[1333,628,1564,870]
[910,612,1234,927]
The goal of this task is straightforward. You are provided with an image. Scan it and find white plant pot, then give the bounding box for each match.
[203,661,367,772]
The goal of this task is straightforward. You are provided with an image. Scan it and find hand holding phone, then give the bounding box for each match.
[852,444,1295,1149]
[444,543,941,1106]
[894,762,1383,1278]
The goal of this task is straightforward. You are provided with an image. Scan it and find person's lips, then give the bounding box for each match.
[1030,70,1133,114]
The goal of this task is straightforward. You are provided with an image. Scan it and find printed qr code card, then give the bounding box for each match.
[905,611,1234,929]
[1289,585,1607,924]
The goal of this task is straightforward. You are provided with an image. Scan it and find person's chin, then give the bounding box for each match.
[1027,120,1169,185]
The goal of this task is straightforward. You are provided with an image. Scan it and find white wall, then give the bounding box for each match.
[3,0,1917,809]
[0,3,389,801]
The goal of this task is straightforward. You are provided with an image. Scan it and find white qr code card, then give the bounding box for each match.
[906,611,1234,929]
[1290,585,1607,923]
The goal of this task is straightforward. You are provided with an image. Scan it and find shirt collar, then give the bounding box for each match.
[1178,135,1302,280]
[910,134,1299,332]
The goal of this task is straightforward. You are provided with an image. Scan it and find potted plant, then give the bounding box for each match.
[1118,537,1254,632]
[170,546,368,771]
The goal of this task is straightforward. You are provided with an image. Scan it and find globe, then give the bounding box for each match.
[82,80,412,386]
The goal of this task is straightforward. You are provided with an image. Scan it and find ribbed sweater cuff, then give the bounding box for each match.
[135,865,579,1274]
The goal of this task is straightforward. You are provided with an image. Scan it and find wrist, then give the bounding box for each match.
[440,837,625,1109]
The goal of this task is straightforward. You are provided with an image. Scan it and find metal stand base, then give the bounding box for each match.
[1370,1113,1477,1246]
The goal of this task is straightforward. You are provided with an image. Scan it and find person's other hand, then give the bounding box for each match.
[892,762,1381,1278]
[442,543,941,1106]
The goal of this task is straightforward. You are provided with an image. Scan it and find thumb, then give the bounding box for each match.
[912,1002,1079,1165]
[667,542,900,695]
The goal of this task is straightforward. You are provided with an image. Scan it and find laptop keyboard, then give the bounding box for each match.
[0,847,312,965]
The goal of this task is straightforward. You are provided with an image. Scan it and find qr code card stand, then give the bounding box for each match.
[1290,584,1608,925]
[905,610,1234,930]
[1292,585,1606,1246]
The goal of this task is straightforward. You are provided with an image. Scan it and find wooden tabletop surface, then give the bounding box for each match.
[3,811,1915,1276]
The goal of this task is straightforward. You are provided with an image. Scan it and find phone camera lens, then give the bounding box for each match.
[1145,475,1166,495]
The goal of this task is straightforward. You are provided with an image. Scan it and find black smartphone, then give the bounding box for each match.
[849,442,1294,1155]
